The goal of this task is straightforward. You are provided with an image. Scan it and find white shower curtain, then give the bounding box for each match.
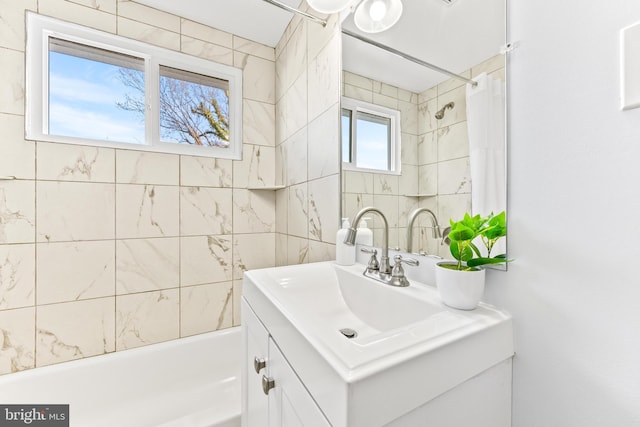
[466,72,506,255]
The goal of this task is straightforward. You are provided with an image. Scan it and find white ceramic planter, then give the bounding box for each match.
[435,262,486,310]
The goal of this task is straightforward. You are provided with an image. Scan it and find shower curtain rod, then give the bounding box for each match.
[261,0,327,27]
[342,28,478,87]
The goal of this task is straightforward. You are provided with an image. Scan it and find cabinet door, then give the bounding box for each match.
[242,300,270,427]
[267,339,331,427]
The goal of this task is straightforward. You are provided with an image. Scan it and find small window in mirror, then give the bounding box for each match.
[341,108,353,163]
[341,97,400,174]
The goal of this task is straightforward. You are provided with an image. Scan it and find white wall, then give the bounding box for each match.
[483,1,640,426]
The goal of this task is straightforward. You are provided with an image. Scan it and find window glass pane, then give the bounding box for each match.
[341,108,352,163]
[48,38,145,144]
[159,65,230,147]
[355,111,391,170]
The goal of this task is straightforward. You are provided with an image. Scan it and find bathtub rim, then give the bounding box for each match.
[0,325,241,384]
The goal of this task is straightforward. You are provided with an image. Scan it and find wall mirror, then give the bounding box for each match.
[340,0,507,264]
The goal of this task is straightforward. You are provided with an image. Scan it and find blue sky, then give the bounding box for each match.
[356,118,389,170]
[342,112,390,171]
[48,51,145,144]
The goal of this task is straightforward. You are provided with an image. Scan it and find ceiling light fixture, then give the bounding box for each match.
[354,0,403,33]
[306,0,353,14]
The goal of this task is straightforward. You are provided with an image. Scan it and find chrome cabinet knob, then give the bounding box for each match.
[261,375,275,395]
[253,357,266,373]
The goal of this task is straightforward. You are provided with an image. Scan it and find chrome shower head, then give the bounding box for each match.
[435,101,455,120]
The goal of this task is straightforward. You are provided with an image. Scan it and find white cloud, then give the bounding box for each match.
[49,73,133,106]
[49,103,144,144]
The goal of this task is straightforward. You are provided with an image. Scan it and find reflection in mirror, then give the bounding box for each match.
[340,0,506,263]
[341,97,401,173]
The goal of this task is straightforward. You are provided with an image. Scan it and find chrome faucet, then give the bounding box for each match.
[345,207,419,287]
[344,207,391,274]
[406,208,442,254]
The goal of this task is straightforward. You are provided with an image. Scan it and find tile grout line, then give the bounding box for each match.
[33,139,38,370]
[178,154,182,339]
[113,148,118,353]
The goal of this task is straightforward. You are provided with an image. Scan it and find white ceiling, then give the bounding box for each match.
[135,0,505,93]
[135,0,303,47]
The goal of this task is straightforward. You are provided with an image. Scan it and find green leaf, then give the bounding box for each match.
[447,211,511,269]
[482,212,506,238]
[450,241,462,260]
[448,225,475,242]
[483,224,506,240]
[460,245,474,261]
[449,241,473,261]
[469,241,482,258]
[460,213,484,230]
[488,211,506,227]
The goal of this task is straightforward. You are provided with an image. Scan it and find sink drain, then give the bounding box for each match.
[339,328,357,339]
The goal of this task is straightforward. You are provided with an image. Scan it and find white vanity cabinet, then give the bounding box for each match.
[243,299,269,427]
[242,300,330,427]
[242,262,514,427]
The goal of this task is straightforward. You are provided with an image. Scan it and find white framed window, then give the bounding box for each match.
[26,13,243,159]
[341,97,401,174]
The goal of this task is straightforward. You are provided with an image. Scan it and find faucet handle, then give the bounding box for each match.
[441,226,451,246]
[389,255,418,287]
[361,248,379,272]
[393,254,419,267]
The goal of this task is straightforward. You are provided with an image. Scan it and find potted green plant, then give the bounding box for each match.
[436,211,509,309]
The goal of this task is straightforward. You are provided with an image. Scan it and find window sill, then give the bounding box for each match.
[26,133,242,160]
[341,163,401,176]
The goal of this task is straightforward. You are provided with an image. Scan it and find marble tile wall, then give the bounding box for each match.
[0,0,278,375]
[274,3,341,266]
[342,53,505,257]
[417,54,505,257]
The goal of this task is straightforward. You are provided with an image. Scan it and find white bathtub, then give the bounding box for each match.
[0,327,241,427]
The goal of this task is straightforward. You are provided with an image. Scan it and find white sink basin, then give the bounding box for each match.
[334,266,443,332]
[243,261,513,427]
